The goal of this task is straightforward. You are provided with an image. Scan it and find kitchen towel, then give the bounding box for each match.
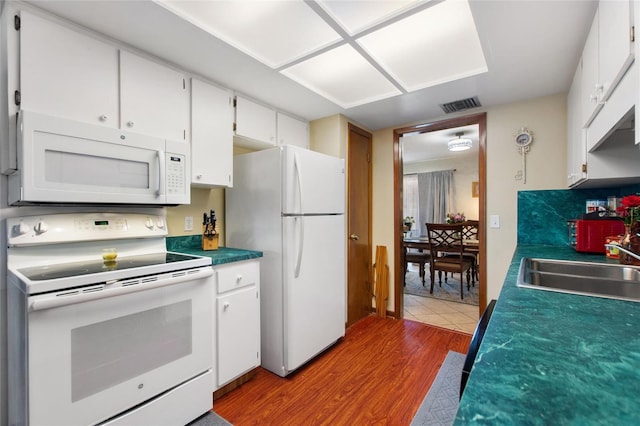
[410,351,465,426]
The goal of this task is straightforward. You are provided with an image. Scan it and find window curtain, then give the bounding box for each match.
[406,170,454,236]
[403,175,419,235]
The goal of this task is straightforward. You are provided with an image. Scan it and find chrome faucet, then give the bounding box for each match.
[605,244,640,262]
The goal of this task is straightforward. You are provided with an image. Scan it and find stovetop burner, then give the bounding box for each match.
[19,252,201,281]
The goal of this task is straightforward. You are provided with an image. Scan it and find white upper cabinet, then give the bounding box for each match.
[277,112,309,148]
[191,78,233,187]
[580,12,600,127]
[567,63,586,187]
[234,95,277,148]
[599,0,634,101]
[581,1,634,127]
[120,51,189,142]
[19,11,119,127]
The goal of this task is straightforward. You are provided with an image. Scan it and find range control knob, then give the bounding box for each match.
[145,218,155,230]
[34,221,48,235]
[156,218,166,230]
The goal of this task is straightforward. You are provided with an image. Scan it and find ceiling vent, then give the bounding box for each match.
[439,96,481,114]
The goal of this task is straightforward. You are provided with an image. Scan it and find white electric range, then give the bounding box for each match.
[7,212,214,426]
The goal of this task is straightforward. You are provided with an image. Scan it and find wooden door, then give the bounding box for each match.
[347,123,372,326]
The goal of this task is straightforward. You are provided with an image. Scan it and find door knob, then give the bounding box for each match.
[350,234,360,241]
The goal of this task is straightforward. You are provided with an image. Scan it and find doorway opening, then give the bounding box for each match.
[393,113,487,320]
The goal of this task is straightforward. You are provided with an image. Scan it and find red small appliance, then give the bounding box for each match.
[569,219,625,253]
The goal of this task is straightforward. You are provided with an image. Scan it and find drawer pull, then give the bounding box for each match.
[236,275,243,284]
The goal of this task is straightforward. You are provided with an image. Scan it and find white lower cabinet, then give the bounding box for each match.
[213,259,261,390]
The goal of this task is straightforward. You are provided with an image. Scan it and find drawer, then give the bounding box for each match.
[215,260,259,294]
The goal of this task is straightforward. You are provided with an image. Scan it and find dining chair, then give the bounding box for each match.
[426,223,474,299]
[462,220,480,283]
[441,220,479,285]
[404,245,430,285]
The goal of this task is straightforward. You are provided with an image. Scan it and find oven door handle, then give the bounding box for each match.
[29,267,213,312]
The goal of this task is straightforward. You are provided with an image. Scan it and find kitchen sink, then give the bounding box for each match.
[517,258,640,302]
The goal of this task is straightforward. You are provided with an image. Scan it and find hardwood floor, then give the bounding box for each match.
[214,315,471,425]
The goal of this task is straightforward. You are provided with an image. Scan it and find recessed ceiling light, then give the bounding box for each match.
[281,44,401,108]
[357,0,487,92]
[158,0,341,68]
[158,0,488,109]
[317,0,422,35]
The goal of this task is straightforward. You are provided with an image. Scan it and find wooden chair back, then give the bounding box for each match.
[426,223,465,260]
[462,220,479,241]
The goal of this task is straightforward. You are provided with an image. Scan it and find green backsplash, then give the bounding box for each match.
[517,184,640,246]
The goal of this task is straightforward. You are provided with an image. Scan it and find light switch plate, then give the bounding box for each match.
[184,216,193,231]
[490,215,500,228]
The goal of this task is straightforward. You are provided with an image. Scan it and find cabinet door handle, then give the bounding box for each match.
[223,301,230,311]
[127,120,135,127]
[236,275,243,284]
[99,114,108,122]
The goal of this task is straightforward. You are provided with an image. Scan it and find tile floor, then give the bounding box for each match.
[403,293,480,334]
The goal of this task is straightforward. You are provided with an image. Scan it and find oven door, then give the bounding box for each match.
[23,267,213,426]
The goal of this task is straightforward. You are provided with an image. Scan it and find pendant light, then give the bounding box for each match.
[448,132,472,151]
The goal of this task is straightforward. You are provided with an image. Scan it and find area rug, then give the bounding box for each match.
[187,411,232,426]
[411,351,465,426]
[404,269,478,306]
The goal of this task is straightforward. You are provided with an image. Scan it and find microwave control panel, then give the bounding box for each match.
[167,154,186,195]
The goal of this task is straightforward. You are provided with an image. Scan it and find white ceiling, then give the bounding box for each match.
[402,124,479,163]
[24,0,598,131]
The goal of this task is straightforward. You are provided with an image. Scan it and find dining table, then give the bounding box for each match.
[403,237,479,280]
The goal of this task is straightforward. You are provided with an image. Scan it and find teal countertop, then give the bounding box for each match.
[455,245,640,425]
[166,235,262,266]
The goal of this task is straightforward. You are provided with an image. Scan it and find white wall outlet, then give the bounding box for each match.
[490,215,500,228]
[184,216,193,231]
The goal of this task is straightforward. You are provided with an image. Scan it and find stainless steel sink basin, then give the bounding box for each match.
[517,258,640,302]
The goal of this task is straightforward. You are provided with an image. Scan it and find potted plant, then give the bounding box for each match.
[403,216,415,232]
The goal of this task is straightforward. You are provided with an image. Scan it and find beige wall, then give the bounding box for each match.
[372,92,568,307]
[166,187,226,244]
[309,114,347,159]
[404,155,480,224]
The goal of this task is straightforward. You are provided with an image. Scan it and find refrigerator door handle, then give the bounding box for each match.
[294,152,303,214]
[295,216,304,278]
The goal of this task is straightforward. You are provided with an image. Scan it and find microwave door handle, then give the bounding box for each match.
[156,150,165,197]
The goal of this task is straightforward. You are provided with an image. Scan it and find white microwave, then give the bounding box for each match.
[8,110,190,205]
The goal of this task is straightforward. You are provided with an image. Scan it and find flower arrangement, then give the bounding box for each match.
[446,212,466,224]
[403,216,415,231]
[616,194,640,265]
[616,194,640,228]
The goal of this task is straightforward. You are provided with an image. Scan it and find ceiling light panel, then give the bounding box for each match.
[159,0,341,68]
[317,0,424,34]
[281,44,401,108]
[357,0,488,92]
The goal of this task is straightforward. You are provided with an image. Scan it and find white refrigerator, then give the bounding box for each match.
[226,145,346,377]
